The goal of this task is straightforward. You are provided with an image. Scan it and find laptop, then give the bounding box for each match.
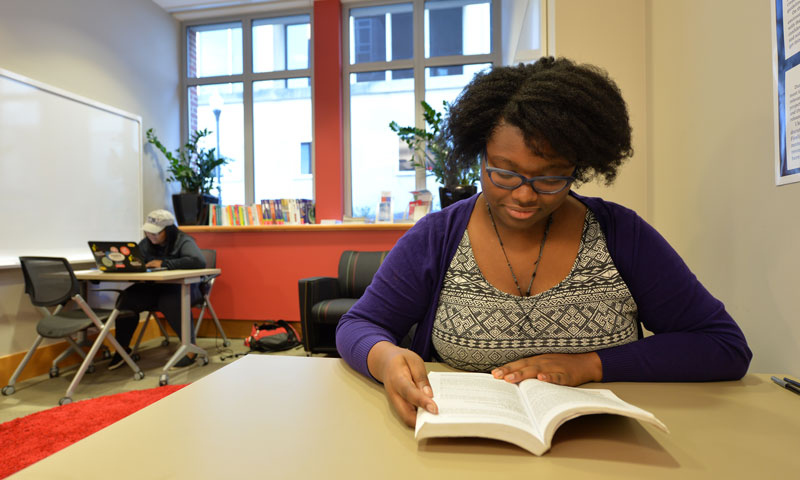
[87,241,165,272]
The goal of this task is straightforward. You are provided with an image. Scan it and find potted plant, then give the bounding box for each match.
[146,128,229,225]
[389,100,480,208]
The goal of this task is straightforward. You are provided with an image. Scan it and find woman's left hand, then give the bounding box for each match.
[491,352,603,386]
[146,259,163,268]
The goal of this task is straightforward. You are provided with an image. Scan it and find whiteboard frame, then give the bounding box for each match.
[0,67,143,268]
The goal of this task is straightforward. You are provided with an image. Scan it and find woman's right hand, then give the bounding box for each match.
[367,341,438,427]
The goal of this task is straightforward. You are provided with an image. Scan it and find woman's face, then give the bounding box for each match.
[481,122,575,231]
[145,230,167,245]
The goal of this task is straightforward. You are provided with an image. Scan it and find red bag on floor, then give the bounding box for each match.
[244,320,300,352]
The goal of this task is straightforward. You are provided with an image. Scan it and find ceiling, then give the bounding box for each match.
[151,0,286,13]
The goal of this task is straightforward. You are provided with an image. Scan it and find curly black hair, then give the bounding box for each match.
[443,57,633,184]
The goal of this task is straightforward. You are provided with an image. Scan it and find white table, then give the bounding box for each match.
[10,355,800,479]
[74,268,220,386]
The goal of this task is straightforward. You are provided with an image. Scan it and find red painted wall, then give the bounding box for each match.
[313,0,344,221]
[188,227,410,322]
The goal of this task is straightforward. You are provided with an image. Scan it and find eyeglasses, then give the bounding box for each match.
[483,158,576,194]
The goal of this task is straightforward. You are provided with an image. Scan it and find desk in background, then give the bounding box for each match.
[74,268,220,386]
[10,355,799,479]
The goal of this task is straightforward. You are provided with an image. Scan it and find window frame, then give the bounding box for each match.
[342,0,501,216]
[180,8,314,206]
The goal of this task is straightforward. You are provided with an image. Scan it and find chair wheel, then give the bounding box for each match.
[161,339,169,347]
[222,340,231,347]
[49,367,59,378]
[101,349,112,360]
[132,353,141,362]
[134,371,145,381]
[201,356,209,366]
[87,365,96,374]
[2,385,15,396]
[59,397,72,406]
[159,374,169,386]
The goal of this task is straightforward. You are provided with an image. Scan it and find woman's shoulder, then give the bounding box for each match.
[570,191,645,231]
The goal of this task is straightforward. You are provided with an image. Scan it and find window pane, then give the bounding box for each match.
[187,22,243,78]
[423,63,490,203]
[253,78,313,201]
[349,3,413,65]
[350,69,415,221]
[253,15,310,73]
[187,83,245,205]
[425,0,491,58]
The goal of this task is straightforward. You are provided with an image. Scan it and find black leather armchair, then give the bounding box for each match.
[298,250,389,355]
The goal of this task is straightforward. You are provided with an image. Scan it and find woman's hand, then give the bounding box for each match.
[145,259,163,268]
[491,352,603,386]
[368,341,438,427]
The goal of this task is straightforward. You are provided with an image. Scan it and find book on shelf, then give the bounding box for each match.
[208,200,316,226]
[258,199,315,225]
[414,371,668,456]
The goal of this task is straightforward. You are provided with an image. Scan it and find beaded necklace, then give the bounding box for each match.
[485,202,553,297]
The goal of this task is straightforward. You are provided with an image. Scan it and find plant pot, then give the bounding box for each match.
[439,185,477,209]
[172,193,219,226]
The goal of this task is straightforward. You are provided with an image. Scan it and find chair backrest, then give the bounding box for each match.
[337,250,389,298]
[18,257,80,307]
[200,249,216,269]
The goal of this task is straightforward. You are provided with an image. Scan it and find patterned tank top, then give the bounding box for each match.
[432,210,638,372]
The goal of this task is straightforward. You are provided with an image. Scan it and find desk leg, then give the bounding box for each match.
[159,282,208,386]
[63,306,144,405]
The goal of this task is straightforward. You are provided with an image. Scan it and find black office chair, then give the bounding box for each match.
[2,257,143,405]
[298,250,389,355]
[130,248,229,356]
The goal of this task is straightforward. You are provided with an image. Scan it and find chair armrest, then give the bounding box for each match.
[298,276,339,351]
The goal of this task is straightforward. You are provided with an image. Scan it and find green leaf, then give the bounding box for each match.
[146,128,230,195]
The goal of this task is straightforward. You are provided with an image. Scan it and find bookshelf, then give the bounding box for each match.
[181,223,414,233]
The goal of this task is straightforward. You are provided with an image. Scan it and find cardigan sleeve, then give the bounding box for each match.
[335,214,443,380]
[336,195,478,380]
[586,197,753,382]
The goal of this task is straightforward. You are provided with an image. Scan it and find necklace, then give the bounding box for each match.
[486,202,553,297]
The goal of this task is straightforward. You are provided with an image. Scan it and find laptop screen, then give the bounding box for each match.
[87,241,147,272]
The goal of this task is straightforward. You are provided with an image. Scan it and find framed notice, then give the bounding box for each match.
[772,0,800,185]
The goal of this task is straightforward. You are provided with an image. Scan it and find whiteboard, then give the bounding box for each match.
[0,68,143,268]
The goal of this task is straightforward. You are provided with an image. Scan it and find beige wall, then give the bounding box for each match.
[552,0,650,220]
[0,0,179,357]
[553,0,798,374]
[648,0,797,374]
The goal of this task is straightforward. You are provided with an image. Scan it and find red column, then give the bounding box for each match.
[312,0,344,222]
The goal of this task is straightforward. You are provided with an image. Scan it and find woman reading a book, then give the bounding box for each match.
[108,209,206,370]
[335,57,752,427]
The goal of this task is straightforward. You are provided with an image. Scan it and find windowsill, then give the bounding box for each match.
[181,223,415,233]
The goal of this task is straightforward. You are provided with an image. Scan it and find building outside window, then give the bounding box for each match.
[344,0,500,220]
[183,12,312,206]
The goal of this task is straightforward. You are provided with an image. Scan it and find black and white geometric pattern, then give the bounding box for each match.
[432,210,638,372]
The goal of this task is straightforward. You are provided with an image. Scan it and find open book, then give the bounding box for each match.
[415,371,668,456]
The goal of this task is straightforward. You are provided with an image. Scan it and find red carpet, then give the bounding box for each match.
[0,385,186,478]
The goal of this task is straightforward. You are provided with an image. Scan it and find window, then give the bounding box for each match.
[183,12,311,206]
[344,0,500,220]
[300,142,312,175]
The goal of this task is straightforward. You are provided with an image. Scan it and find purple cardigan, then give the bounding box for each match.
[336,193,752,382]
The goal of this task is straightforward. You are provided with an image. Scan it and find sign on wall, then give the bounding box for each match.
[772,0,800,185]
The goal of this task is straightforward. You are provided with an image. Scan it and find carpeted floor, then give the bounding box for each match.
[0,385,185,478]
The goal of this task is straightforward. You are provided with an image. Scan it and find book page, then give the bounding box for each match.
[519,379,668,445]
[419,372,533,431]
